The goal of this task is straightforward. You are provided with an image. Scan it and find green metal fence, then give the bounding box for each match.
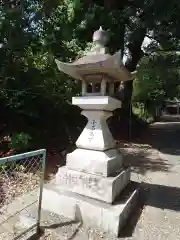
[0,149,46,239]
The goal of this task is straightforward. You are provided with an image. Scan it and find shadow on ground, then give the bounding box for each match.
[120,144,170,175]
[28,221,82,240]
[119,183,148,238]
[118,117,180,176]
[119,180,180,238]
[134,119,180,157]
[143,182,180,211]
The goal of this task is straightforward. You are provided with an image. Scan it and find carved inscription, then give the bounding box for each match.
[88,120,97,142]
[60,173,98,188]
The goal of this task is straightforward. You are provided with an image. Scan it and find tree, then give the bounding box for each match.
[69,0,180,136]
[0,0,180,149]
[133,53,180,117]
[0,0,83,149]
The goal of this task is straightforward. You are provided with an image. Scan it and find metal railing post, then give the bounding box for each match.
[37,149,46,233]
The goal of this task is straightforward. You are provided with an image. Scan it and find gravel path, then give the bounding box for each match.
[119,119,180,240]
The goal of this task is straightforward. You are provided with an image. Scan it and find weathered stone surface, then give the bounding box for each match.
[42,182,139,237]
[66,148,123,176]
[55,167,130,203]
[76,110,116,151]
[42,185,76,219]
[72,97,122,151]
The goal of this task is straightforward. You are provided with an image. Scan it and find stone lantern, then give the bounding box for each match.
[42,27,139,237]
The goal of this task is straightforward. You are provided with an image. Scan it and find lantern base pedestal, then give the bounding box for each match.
[41,95,139,237]
[42,181,139,237]
[66,148,123,177]
[55,166,130,204]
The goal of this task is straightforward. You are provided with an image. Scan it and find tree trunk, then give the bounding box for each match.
[112,28,146,140]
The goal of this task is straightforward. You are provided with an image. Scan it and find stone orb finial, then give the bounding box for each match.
[93,26,110,46]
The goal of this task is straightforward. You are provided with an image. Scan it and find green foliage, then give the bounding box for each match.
[0,162,25,172]
[132,53,180,119]
[8,132,32,151]
[0,0,180,145]
[133,103,154,123]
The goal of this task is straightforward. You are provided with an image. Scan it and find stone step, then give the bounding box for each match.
[55,166,130,203]
[42,181,139,237]
[66,148,123,177]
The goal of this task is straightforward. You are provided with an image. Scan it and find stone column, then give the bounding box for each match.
[56,96,130,202]
[76,110,115,151]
